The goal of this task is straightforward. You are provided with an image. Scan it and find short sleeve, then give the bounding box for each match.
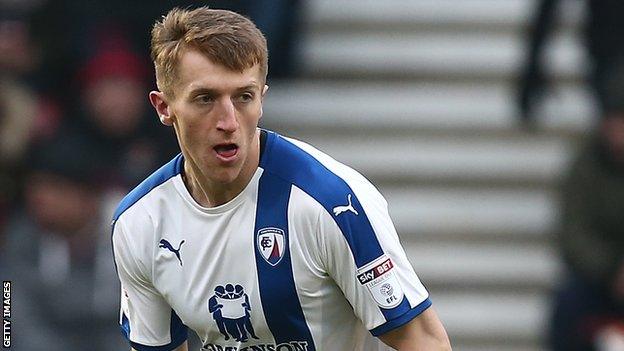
[112,218,188,350]
[318,179,431,336]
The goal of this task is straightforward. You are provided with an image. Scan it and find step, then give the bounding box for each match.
[284,133,573,185]
[306,0,583,29]
[262,81,595,133]
[432,290,549,343]
[380,186,558,238]
[404,241,560,288]
[300,29,586,80]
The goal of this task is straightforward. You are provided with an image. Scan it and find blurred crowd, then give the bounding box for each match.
[518,1,624,350]
[0,1,300,350]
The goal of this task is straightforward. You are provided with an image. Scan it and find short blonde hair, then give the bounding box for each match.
[151,7,268,97]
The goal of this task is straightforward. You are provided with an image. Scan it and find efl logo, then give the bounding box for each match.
[356,257,404,309]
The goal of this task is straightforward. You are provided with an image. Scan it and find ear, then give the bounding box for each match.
[261,84,269,100]
[149,91,174,126]
[259,85,269,120]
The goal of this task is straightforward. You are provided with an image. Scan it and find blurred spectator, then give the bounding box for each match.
[22,0,304,190]
[28,0,301,113]
[551,64,624,350]
[4,133,126,350]
[0,74,37,231]
[68,33,178,193]
[0,4,49,235]
[517,0,624,127]
[206,0,302,79]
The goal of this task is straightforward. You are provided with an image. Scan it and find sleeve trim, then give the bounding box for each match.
[130,337,186,351]
[121,310,188,351]
[369,297,433,336]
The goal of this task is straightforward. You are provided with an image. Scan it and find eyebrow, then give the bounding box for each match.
[188,83,260,97]
[237,84,260,92]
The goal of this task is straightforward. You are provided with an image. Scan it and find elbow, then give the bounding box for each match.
[419,326,452,351]
[431,334,452,351]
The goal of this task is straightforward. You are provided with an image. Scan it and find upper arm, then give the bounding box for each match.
[113,217,188,350]
[317,177,431,333]
[378,307,451,351]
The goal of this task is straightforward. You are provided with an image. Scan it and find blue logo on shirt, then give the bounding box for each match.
[208,284,259,342]
[158,239,185,266]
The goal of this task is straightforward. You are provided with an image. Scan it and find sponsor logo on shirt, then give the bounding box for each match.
[204,284,310,350]
[256,228,286,266]
[201,341,309,351]
[208,284,259,342]
[356,256,404,309]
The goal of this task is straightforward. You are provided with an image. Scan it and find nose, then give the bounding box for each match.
[215,98,239,133]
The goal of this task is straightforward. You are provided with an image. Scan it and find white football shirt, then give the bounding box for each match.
[112,130,431,351]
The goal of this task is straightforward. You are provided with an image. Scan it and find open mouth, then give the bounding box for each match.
[214,143,239,160]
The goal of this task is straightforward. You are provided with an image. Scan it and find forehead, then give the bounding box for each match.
[174,48,263,95]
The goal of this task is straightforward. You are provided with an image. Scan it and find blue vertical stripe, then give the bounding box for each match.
[254,172,316,350]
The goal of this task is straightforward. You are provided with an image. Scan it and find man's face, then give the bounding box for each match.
[85,76,145,137]
[25,173,97,234]
[154,48,267,185]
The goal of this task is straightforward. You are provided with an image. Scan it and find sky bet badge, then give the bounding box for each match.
[257,227,286,266]
[357,255,404,309]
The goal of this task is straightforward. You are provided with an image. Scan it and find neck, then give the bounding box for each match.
[183,130,260,207]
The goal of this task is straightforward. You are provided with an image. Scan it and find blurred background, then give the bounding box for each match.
[2,1,624,350]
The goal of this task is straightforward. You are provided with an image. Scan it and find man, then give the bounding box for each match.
[112,7,451,351]
[7,133,125,350]
[550,88,624,350]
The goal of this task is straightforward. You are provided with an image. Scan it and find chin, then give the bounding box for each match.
[212,168,243,185]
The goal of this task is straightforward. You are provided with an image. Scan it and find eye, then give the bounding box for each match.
[237,92,254,103]
[194,94,214,104]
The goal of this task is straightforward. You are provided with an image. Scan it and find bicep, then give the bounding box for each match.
[378,307,451,351]
[114,220,188,348]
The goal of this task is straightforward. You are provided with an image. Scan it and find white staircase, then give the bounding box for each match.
[261,1,594,349]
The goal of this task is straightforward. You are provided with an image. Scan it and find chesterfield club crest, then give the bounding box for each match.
[257,227,286,266]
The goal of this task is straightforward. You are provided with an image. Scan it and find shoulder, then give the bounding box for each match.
[260,130,385,210]
[112,153,184,223]
[261,131,392,266]
[111,154,183,277]
[111,153,183,252]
